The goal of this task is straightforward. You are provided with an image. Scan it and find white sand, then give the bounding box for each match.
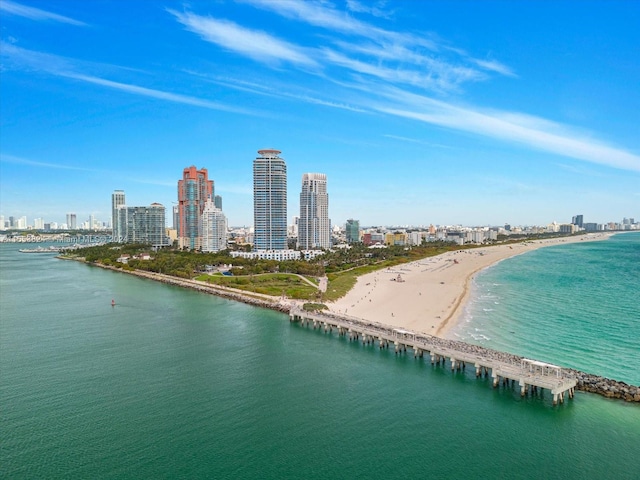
[327,233,612,337]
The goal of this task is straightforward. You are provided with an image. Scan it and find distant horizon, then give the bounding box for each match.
[1,1,638,227]
[1,215,637,232]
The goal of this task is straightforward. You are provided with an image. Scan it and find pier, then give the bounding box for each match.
[290,308,576,406]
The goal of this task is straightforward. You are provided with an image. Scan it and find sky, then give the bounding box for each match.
[1,0,639,228]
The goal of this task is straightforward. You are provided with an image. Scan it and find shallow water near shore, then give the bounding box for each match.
[2,242,639,478]
[452,232,640,386]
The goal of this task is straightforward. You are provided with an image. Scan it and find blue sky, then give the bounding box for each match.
[1,0,638,228]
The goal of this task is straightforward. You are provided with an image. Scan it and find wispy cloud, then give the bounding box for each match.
[185,70,369,113]
[0,154,188,188]
[0,43,257,116]
[1,154,100,171]
[0,0,87,26]
[372,89,640,173]
[238,0,514,97]
[383,135,451,149]
[346,0,393,19]
[63,72,253,114]
[240,0,390,41]
[169,3,638,174]
[169,9,318,68]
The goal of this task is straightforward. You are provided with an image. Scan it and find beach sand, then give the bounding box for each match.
[327,233,612,338]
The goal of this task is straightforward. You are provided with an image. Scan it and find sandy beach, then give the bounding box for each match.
[327,233,613,337]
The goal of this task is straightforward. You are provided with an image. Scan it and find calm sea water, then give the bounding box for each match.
[2,242,639,479]
[452,233,640,386]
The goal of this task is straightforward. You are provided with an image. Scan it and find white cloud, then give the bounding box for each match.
[346,0,393,19]
[322,47,483,92]
[383,135,451,149]
[169,9,318,68]
[0,0,87,26]
[241,0,386,39]
[374,94,640,173]
[185,70,369,113]
[470,58,517,78]
[63,72,253,114]
[0,43,256,116]
[239,0,512,92]
[0,154,99,171]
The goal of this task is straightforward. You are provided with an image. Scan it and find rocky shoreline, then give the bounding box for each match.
[67,258,639,404]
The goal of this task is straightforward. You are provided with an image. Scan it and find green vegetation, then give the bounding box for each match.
[302,303,328,311]
[195,273,319,300]
[66,241,469,301]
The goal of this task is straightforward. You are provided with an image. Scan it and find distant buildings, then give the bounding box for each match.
[298,173,330,250]
[345,219,360,244]
[177,166,214,250]
[572,214,584,228]
[66,213,77,230]
[253,149,287,251]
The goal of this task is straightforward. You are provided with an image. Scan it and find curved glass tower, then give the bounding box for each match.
[253,149,287,251]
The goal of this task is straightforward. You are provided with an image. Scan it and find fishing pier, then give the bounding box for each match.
[290,308,576,406]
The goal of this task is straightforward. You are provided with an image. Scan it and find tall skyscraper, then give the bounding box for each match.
[346,219,360,244]
[253,149,287,251]
[298,173,330,249]
[112,190,126,240]
[201,198,228,253]
[178,166,214,250]
[66,213,77,230]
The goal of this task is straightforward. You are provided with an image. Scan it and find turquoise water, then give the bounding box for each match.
[1,242,639,479]
[451,233,640,386]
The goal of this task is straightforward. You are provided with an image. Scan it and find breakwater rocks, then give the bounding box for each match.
[83,262,291,314]
[70,259,639,404]
[568,370,640,402]
[312,310,640,404]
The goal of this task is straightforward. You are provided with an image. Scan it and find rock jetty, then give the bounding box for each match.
[68,259,640,404]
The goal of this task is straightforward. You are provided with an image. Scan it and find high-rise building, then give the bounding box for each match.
[214,195,223,210]
[172,205,179,230]
[178,166,214,250]
[201,198,228,253]
[253,149,287,251]
[120,203,167,246]
[346,219,360,244]
[112,190,126,240]
[66,213,77,230]
[298,173,330,249]
[572,215,584,228]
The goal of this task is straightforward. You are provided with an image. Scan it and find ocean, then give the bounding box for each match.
[1,240,639,479]
[451,232,640,386]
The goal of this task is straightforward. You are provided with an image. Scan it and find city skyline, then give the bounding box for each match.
[1,1,639,227]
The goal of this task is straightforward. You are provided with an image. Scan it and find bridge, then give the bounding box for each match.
[290,308,576,406]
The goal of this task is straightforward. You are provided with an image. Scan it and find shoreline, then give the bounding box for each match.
[56,233,640,403]
[326,233,615,338]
